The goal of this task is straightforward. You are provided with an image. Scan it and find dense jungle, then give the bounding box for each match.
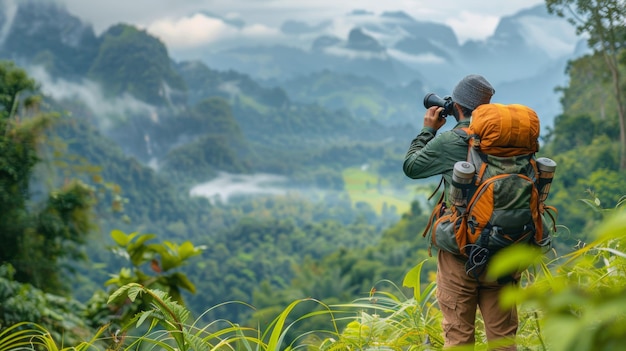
[1,0,626,350]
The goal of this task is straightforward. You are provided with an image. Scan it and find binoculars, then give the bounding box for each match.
[423,93,454,118]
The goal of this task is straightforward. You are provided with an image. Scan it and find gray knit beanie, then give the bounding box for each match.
[451,74,495,110]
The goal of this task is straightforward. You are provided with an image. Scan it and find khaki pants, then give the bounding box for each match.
[436,249,518,350]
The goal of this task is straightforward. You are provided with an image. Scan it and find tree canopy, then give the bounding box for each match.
[547,0,626,168]
[0,61,95,293]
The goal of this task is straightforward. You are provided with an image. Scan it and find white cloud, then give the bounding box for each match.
[190,172,288,204]
[387,48,446,65]
[241,23,280,38]
[323,46,388,60]
[56,0,546,42]
[445,11,500,44]
[148,14,239,48]
[146,13,282,49]
[50,0,553,53]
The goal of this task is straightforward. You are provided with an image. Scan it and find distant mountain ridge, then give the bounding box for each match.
[0,1,402,184]
[0,1,99,78]
[0,0,587,130]
[198,5,582,87]
[192,5,585,126]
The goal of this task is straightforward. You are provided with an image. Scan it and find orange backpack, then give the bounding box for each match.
[469,103,540,156]
[424,104,556,277]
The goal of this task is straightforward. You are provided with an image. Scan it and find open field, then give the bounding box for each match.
[342,167,422,216]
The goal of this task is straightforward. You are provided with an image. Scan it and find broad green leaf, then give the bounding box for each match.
[544,314,591,351]
[129,246,149,266]
[171,272,196,293]
[179,241,203,259]
[107,282,141,304]
[111,229,129,246]
[402,259,428,301]
[595,210,626,240]
[127,284,143,301]
[160,251,180,271]
[487,245,543,280]
[128,233,157,248]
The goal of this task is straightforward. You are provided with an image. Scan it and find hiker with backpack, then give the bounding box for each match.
[403,74,556,350]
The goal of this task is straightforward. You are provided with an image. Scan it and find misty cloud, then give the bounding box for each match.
[50,0,547,54]
[446,11,499,44]
[323,46,388,60]
[29,65,157,130]
[0,0,18,46]
[516,16,580,59]
[190,172,289,204]
[387,49,446,65]
[147,13,282,50]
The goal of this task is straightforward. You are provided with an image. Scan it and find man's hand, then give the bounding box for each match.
[424,106,447,131]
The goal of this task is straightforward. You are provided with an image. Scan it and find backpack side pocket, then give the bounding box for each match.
[432,209,463,256]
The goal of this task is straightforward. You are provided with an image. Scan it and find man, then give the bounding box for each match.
[403,75,518,350]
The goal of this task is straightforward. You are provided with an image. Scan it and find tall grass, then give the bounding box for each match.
[3,209,626,350]
[0,322,107,351]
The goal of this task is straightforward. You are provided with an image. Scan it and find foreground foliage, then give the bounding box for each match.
[501,209,626,351]
[0,61,96,294]
[2,205,626,350]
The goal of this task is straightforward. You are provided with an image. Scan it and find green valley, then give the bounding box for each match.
[0,0,625,350]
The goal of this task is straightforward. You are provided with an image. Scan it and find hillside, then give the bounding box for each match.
[0,1,420,324]
[0,1,624,347]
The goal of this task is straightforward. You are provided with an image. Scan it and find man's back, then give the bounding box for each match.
[403,74,519,350]
[403,120,470,188]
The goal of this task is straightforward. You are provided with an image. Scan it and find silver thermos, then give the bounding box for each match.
[450,161,475,207]
[536,157,557,204]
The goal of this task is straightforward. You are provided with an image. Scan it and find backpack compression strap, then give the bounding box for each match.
[453,128,488,184]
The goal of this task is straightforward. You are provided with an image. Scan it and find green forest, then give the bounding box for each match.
[1,0,626,350]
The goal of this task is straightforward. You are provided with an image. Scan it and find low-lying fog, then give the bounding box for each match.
[189,172,289,203]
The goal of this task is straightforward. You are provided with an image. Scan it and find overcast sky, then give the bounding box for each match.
[54,0,546,47]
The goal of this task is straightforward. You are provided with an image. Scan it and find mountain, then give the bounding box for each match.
[88,24,187,107]
[198,5,580,87]
[0,1,403,181]
[185,5,584,127]
[0,0,581,192]
[0,1,99,78]
[0,1,585,129]
[280,70,424,126]
[0,1,602,328]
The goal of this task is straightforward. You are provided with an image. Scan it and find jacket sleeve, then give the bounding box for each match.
[403,127,449,179]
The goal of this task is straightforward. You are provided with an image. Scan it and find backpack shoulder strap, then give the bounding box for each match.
[452,127,471,141]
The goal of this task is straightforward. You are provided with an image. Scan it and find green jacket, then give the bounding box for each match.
[403,120,470,202]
